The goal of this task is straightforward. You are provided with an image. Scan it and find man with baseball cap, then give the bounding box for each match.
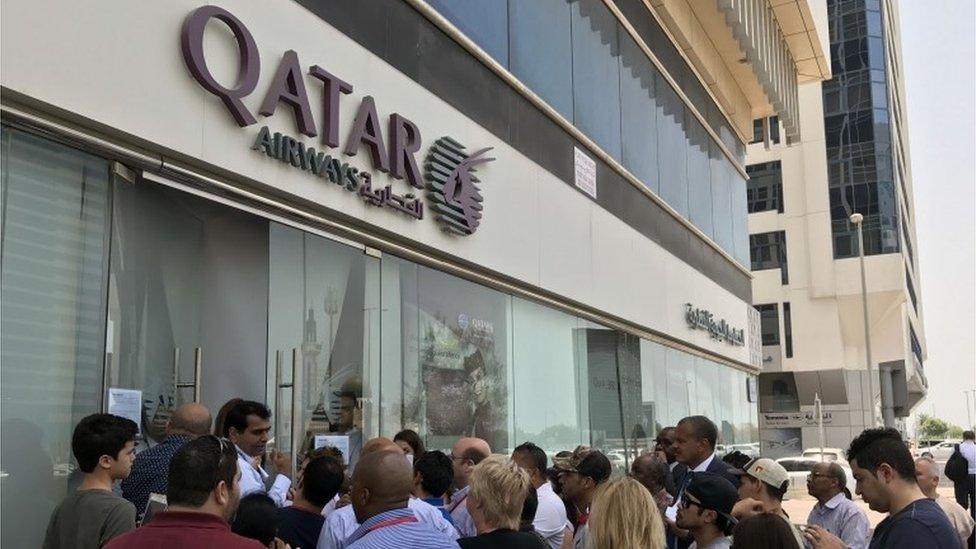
[675,473,738,549]
[730,457,805,548]
[555,447,611,549]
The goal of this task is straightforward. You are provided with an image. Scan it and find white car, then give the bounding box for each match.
[916,440,960,460]
[802,447,847,462]
[776,456,856,499]
[728,443,760,459]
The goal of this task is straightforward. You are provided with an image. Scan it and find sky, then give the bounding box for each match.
[898,0,976,429]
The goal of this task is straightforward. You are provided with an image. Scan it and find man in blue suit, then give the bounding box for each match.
[665,416,740,549]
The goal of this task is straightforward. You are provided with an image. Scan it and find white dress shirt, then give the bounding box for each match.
[960,440,976,474]
[316,496,459,549]
[534,482,569,549]
[448,485,477,538]
[235,446,291,507]
[665,452,717,522]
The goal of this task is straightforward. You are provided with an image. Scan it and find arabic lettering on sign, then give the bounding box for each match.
[684,304,745,346]
[761,412,834,428]
[251,126,424,219]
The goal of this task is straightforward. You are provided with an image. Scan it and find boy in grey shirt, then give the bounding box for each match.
[43,413,139,549]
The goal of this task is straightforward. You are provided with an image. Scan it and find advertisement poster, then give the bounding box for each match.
[417,309,507,450]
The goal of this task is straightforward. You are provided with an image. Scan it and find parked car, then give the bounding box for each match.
[801,447,847,462]
[728,443,760,459]
[776,456,856,499]
[914,440,960,460]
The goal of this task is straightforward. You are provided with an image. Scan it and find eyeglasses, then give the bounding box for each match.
[203,435,235,468]
[680,496,704,510]
[807,472,832,480]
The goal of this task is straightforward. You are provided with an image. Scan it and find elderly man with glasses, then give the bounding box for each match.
[803,461,870,549]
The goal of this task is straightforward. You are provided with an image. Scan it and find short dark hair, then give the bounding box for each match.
[223,400,271,437]
[963,430,975,441]
[847,428,915,480]
[72,414,138,473]
[394,429,425,455]
[301,455,345,507]
[167,436,238,507]
[678,416,718,449]
[732,513,799,549]
[520,486,539,531]
[415,450,454,497]
[514,442,548,473]
[765,481,787,502]
[232,493,278,546]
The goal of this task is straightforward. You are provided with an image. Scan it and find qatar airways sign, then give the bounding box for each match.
[179,5,493,235]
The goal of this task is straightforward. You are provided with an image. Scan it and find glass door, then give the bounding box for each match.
[267,223,379,472]
[104,179,271,447]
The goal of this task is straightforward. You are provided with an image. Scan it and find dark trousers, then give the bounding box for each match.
[957,475,976,512]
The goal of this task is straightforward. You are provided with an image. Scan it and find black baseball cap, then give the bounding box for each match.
[684,473,739,524]
[555,448,611,484]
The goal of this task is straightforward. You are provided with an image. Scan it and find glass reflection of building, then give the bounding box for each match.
[822,0,901,258]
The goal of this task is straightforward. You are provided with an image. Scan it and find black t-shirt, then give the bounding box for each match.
[459,529,547,549]
[275,506,325,549]
[869,498,959,549]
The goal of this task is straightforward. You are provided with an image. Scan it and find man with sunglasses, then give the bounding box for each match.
[675,473,738,549]
[107,436,264,548]
[805,461,869,549]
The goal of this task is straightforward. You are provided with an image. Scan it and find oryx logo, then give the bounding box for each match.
[424,137,495,236]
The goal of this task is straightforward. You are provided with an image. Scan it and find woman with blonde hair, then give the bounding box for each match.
[459,454,546,548]
[588,477,666,549]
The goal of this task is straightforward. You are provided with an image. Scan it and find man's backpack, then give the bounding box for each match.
[944,444,968,483]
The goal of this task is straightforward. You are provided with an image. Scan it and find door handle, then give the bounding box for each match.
[174,347,202,403]
[290,347,303,475]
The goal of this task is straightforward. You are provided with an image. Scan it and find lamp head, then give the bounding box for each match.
[849,213,864,224]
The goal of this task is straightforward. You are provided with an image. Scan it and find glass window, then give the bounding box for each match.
[580,322,635,474]
[656,74,689,217]
[731,172,751,267]
[750,231,788,284]
[570,0,622,160]
[1,127,112,548]
[755,303,780,347]
[618,34,660,194]
[759,372,800,413]
[709,141,734,254]
[381,256,513,453]
[511,298,587,455]
[687,112,714,237]
[509,0,573,120]
[427,0,509,66]
[783,302,794,358]
[665,348,695,423]
[746,161,784,213]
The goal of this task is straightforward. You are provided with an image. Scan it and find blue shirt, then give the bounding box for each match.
[120,434,192,516]
[868,498,958,549]
[277,506,326,549]
[806,493,870,549]
[422,497,456,528]
[344,508,458,549]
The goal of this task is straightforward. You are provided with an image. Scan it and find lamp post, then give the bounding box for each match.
[850,213,894,428]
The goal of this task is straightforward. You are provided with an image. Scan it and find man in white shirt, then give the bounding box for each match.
[512,442,570,549]
[316,437,458,549]
[447,437,491,538]
[224,400,291,507]
[916,456,975,549]
[960,431,976,513]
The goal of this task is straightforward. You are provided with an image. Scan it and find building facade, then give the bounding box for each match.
[748,0,926,458]
[1,0,824,544]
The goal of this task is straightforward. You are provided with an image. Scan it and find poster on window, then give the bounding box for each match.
[416,309,507,450]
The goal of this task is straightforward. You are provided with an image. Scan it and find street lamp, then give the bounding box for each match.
[850,213,895,428]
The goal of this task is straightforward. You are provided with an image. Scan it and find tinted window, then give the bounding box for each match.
[509,0,573,120]
[570,0,622,160]
[618,34,660,194]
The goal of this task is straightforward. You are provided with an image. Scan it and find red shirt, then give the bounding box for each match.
[104,511,265,549]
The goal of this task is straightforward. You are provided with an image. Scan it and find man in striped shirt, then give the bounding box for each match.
[343,449,457,548]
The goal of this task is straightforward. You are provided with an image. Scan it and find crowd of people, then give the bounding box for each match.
[41,398,976,549]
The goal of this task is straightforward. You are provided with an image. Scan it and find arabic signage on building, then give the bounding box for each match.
[180,5,493,235]
[760,411,836,428]
[684,303,745,346]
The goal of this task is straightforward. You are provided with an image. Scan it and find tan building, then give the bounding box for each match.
[747,0,926,457]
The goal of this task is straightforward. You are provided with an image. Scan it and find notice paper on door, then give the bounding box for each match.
[108,388,143,432]
[314,434,351,464]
